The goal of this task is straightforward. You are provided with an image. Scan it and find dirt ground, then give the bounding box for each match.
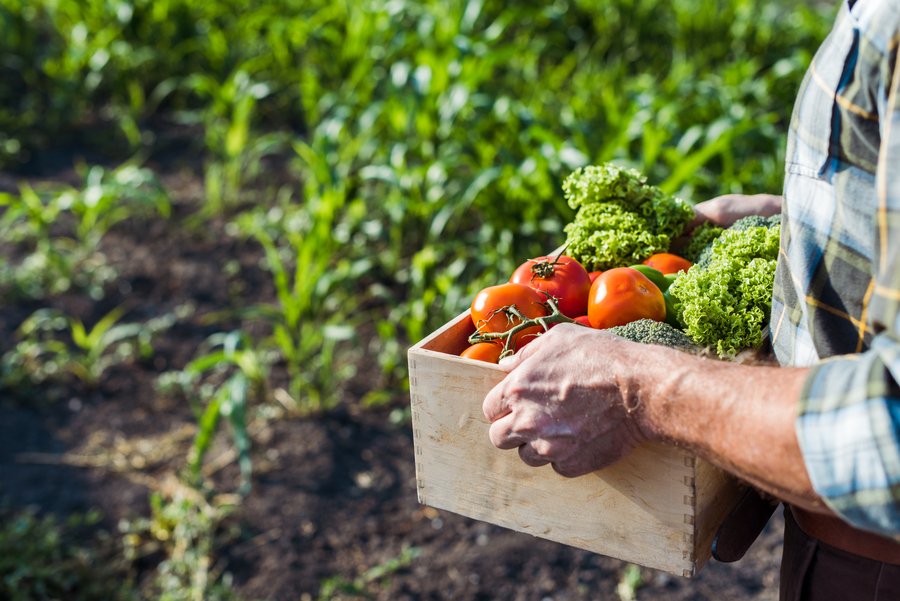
[0,162,786,600]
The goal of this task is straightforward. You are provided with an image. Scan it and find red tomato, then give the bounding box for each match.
[460,342,503,363]
[588,270,603,284]
[509,255,592,318]
[470,283,549,348]
[642,252,692,275]
[573,315,593,327]
[587,267,666,329]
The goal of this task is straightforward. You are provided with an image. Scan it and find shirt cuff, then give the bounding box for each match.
[796,352,900,536]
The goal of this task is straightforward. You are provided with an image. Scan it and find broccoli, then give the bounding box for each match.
[681,214,781,265]
[667,220,780,357]
[694,218,780,269]
[562,164,694,271]
[729,213,782,231]
[680,222,724,264]
[606,319,700,351]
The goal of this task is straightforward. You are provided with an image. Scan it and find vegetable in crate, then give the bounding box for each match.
[469,282,550,353]
[563,164,694,271]
[587,267,666,329]
[692,214,781,268]
[509,253,592,318]
[606,318,699,352]
[679,222,724,264]
[642,252,692,275]
[460,342,504,363]
[667,217,781,357]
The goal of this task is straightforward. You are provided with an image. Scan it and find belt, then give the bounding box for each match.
[792,506,900,565]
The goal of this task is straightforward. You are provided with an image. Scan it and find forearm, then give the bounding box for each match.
[636,347,831,513]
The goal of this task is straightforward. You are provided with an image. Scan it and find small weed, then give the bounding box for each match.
[616,563,644,601]
[316,545,422,601]
[121,486,242,601]
[0,505,137,601]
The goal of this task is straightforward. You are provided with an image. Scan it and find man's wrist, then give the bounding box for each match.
[623,344,703,445]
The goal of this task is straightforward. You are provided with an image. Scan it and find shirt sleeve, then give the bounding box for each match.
[795,25,900,538]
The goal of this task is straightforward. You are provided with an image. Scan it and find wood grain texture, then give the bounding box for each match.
[408,310,744,577]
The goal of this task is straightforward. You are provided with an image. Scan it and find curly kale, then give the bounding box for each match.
[606,319,699,351]
[668,222,780,357]
[562,164,694,271]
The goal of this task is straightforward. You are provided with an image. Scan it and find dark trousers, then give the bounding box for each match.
[780,508,900,600]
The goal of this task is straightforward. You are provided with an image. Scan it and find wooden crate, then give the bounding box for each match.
[407,310,746,577]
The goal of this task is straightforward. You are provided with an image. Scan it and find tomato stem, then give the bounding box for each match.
[552,243,569,264]
[467,297,586,353]
[529,245,571,281]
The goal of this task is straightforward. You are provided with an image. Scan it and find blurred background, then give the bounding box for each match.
[0,1,833,599]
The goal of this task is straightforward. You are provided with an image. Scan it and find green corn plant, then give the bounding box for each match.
[0,164,169,300]
[0,184,93,299]
[66,305,172,386]
[66,163,171,248]
[158,330,269,495]
[183,68,286,213]
[1,306,173,392]
[0,183,60,245]
[231,142,358,413]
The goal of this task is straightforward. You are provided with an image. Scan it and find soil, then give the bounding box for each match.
[0,159,786,601]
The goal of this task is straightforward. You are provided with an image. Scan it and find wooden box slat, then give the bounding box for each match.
[408,310,745,577]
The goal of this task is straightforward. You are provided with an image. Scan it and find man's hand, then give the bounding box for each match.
[482,324,653,477]
[689,193,782,230]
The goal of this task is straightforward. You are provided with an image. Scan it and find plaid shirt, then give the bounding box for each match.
[771,0,900,537]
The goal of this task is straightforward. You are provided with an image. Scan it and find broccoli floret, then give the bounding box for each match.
[668,222,780,357]
[680,222,724,264]
[562,164,694,271]
[683,214,781,266]
[694,221,779,269]
[606,319,699,351]
[729,214,782,231]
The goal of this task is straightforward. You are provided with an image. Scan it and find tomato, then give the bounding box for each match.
[509,255,592,318]
[460,342,503,363]
[587,267,666,329]
[589,270,603,284]
[573,315,593,327]
[642,252,692,275]
[470,282,549,348]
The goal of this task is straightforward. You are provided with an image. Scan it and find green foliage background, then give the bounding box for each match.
[0,0,833,598]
